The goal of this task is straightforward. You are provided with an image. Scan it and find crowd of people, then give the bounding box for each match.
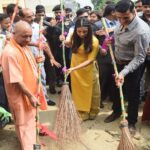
[0,0,150,149]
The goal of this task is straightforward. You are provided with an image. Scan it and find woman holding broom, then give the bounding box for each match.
[60,18,100,121]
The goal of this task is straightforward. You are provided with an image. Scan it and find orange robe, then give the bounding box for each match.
[1,38,47,150]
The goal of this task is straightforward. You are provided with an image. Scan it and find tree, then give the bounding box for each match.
[91,0,104,10]
[91,0,119,10]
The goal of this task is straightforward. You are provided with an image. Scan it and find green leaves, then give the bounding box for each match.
[91,0,119,10]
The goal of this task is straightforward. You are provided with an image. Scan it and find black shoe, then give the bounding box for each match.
[128,124,136,136]
[100,102,104,108]
[56,81,63,87]
[49,88,57,94]
[47,100,56,106]
[104,112,121,123]
[57,91,61,94]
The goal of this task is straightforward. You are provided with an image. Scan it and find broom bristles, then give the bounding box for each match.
[55,84,81,147]
[118,120,137,150]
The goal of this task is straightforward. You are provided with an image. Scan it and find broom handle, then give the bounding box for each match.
[9,0,19,32]
[35,16,44,145]
[60,0,67,83]
[101,18,126,120]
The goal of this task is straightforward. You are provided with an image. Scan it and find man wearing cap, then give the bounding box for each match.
[52,4,74,88]
[52,4,64,23]
[84,5,92,13]
[65,8,73,20]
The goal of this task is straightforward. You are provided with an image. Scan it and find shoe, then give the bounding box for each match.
[56,81,63,87]
[89,113,97,120]
[104,112,121,123]
[49,88,57,94]
[57,91,61,94]
[100,102,104,108]
[128,124,136,136]
[79,111,89,121]
[47,100,56,106]
[89,109,99,120]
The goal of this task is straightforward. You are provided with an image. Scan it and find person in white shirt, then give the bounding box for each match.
[19,8,61,106]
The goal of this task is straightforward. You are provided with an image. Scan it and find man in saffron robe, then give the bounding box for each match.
[1,21,47,150]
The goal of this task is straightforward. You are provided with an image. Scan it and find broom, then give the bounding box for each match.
[54,0,81,148]
[33,16,58,149]
[33,16,44,150]
[101,18,137,150]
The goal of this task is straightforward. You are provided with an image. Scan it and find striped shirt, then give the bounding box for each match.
[114,16,150,76]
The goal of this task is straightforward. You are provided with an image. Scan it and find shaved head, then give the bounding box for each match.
[14,20,31,33]
[13,21,32,46]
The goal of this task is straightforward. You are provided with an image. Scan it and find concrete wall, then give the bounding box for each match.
[24,0,60,14]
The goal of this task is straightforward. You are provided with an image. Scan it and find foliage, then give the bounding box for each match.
[91,0,119,10]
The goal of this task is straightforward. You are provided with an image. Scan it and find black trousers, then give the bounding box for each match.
[44,54,57,89]
[0,73,9,111]
[97,52,114,102]
[112,63,144,125]
[99,63,114,101]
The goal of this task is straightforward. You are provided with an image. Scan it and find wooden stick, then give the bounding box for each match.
[101,18,126,120]
[34,16,44,149]
[60,0,68,83]
[9,0,19,32]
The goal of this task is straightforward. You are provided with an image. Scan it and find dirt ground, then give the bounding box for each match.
[0,91,150,150]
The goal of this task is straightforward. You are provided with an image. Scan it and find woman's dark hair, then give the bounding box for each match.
[103,4,116,17]
[115,0,135,13]
[72,18,93,53]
